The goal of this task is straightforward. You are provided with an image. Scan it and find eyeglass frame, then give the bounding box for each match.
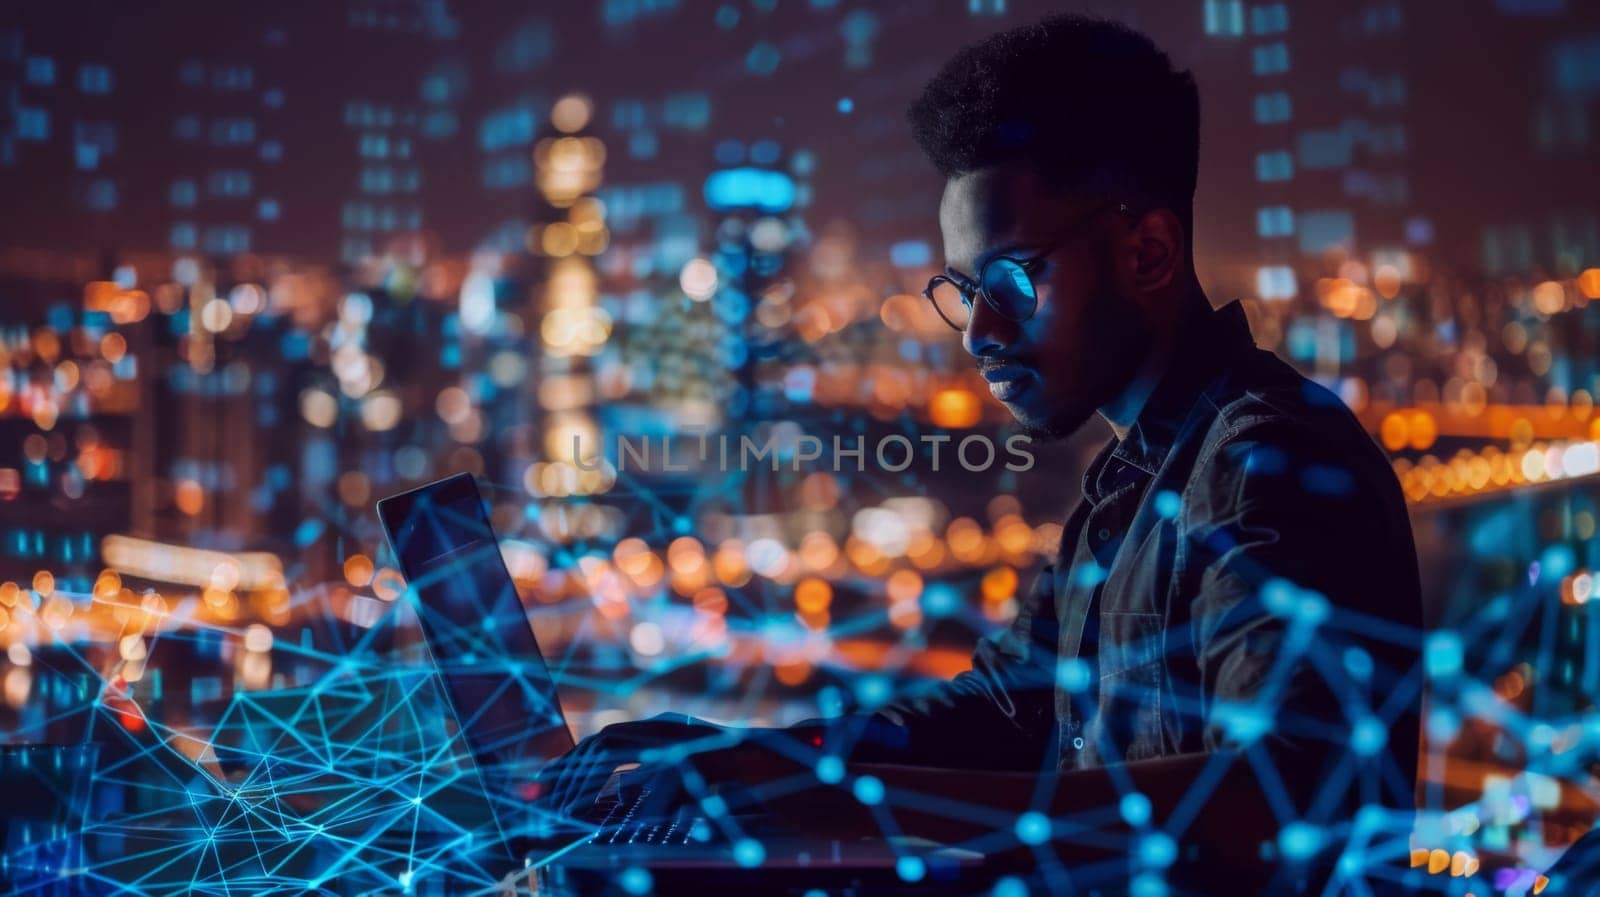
[920,201,1132,333]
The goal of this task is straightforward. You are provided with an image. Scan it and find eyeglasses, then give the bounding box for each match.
[921,202,1129,333]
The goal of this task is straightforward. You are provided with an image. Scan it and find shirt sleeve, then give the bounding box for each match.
[829,559,1064,770]
[1179,417,1422,805]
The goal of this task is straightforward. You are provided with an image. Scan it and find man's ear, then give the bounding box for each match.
[1130,208,1185,293]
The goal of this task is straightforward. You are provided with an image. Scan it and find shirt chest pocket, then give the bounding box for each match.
[1097,611,1166,761]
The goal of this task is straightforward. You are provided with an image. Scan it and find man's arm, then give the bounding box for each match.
[719,418,1422,887]
[1177,416,1424,811]
[816,552,1066,770]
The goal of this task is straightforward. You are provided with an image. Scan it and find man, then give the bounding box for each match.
[543,14,1423,893]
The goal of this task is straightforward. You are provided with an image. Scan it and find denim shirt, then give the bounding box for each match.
[855,299,1422,807]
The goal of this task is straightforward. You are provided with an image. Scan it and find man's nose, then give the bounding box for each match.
[962,292,1015,359]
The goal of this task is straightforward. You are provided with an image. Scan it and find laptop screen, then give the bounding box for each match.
[377,474,576,795]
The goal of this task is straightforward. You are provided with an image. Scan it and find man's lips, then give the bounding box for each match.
[979,363,1036,402]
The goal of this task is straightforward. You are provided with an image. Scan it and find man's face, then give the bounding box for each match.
[939,165,1153,440]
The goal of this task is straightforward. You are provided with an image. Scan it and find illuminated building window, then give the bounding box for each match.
[16,106,48,141]
[745,41,780,76]
[613,100,647,130]
[85,179,116,211]
[495,20,554,71]
[891,240,933,268]
[1356,2,1404,33]
[203,225,251,254]
[662,92,710,130]
[1256,206,1294,238]
[1250,4,1289,35]
[1256,265,1297,300]
[170,180,197,207]
[1494,0,1567,11]
[968,0,1006,14]
[629,131,659,159]
[1297,210,1355,254]
[174,115,201,142]
[1253,91,1292,123]
[208,118,255,146]
[206,170,252,197]
[178,60,205,87]
[171,222,197,250]
[78,63,112,94]
[601,0,680,29]
[1255,150,1293,182]
[482,156,532,190]
[24,56,54,85]
[1204,0,1244,36]
[258,198,280,221]
[479,105,537,151]
[1252,42,1290,75]
[210,64,254,91]
[1296,127,1353,169]
[75,143,99,170]
[422,110,457,138]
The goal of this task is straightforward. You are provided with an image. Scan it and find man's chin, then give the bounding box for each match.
[1008,402,1094,443]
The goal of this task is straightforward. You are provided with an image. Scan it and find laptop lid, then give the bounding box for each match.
[376,474,577,827]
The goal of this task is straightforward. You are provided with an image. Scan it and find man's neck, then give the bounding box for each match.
[1098,287,1207,441]
[1099,346,1171,441]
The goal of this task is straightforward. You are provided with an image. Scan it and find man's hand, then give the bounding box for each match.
[533,712,732,818]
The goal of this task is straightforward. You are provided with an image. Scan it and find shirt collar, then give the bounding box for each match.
[1082,298,1256,498]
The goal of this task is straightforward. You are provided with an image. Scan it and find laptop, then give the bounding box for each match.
[376,473,984,891]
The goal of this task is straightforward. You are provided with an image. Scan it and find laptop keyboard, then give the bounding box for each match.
[584,787,712,845]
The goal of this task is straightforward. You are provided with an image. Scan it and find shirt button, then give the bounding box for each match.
[1072,737,1085,750]
[1096,528,1112,542]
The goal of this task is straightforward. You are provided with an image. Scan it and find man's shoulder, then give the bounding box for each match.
[1185,348,1398,508]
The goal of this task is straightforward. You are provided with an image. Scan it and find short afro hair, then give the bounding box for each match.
[909,14,1200,233]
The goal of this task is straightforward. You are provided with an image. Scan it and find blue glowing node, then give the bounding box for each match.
[1139,832,1177,868]
[1217,702,1272,742]
[1154,489,1181,519]
[1540,543,1576,581]
[816,755,844,784]
[1130,871,1168,897]
[852,774,884,805]
[733,838,766,867]
[1424,631,1463,679]
[1120,792,1152,826]
[1278,821,1323,860]
[1015,811,1049,845]
[837,97,854,114]
[1056,657,1091,692]
[854,674,891,706]
[1343,646,1373,680]
[1350,716,1386,755]
[896,855,925,882]
[1295,590,1329,625]
[1338,852,1365,877]
[619,866,652,895]
[1427,707,1460,741]
[991,876,1028,897]
[922,583,960,618]
[700,794,728,817]
[1262,578,1297,616]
